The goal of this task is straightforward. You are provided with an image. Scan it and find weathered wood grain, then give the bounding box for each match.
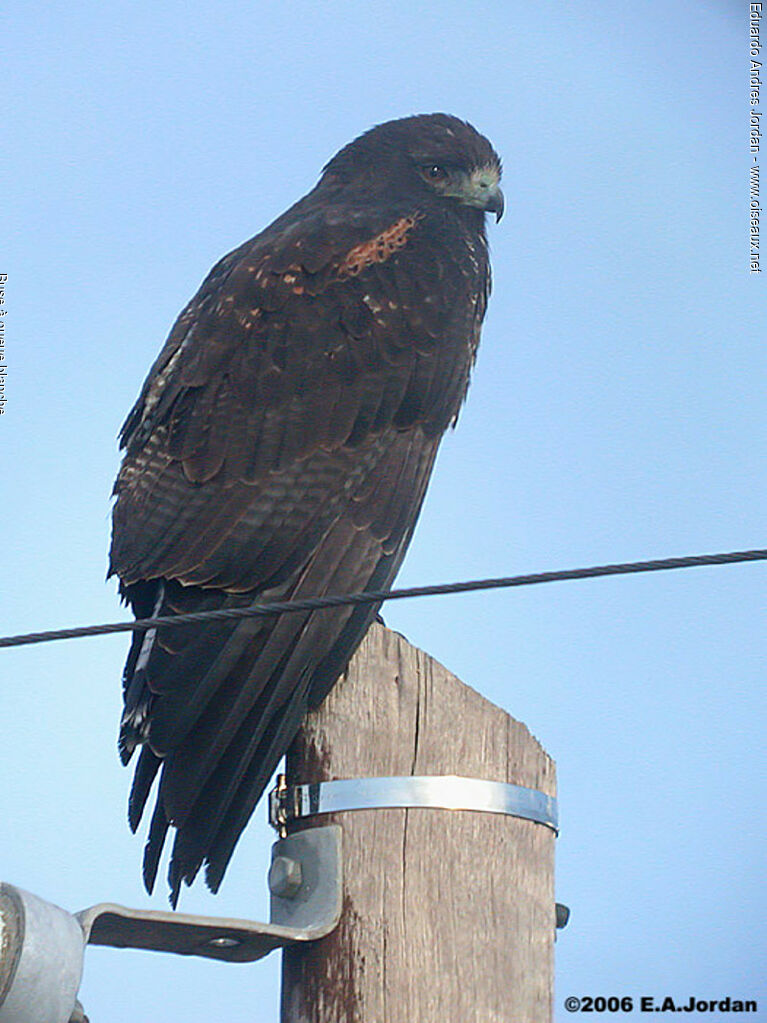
[281,623,557,1023]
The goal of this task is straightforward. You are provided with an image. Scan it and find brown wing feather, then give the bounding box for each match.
[111,204,479,589]
[112,193,489,903]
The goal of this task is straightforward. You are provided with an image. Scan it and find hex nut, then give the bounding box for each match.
[269,856,303,898]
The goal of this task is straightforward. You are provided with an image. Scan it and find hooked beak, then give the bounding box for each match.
[455,165,505,222]
[483,185,505,223]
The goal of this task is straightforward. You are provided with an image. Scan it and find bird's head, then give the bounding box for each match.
[320,113,504,222]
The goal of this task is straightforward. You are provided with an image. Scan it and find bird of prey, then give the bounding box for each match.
[110,113,503,905]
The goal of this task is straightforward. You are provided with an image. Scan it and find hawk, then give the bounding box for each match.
[110,113,503,904]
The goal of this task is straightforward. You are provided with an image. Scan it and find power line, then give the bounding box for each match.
[1,548,764,652]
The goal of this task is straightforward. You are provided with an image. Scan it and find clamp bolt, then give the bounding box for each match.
[207,936,241,949]
[269,856,303,898]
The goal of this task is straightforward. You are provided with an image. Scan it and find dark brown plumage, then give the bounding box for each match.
[109,113,502,904]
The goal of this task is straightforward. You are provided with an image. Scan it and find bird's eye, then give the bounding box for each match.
[422,164,448,183]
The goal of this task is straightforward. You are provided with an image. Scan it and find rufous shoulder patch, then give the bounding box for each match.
[336,215,421,278]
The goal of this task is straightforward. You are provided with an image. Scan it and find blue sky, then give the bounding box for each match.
[3,1,765,1020]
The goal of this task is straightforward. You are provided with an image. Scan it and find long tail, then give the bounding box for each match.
[120,518,393,906]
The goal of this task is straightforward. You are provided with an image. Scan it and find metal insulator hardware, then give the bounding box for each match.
[0,885,85,1023]
[0,825,342,1016]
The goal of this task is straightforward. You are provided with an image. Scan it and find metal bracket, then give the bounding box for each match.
[77,824,341,964]
[1,828,340,1021]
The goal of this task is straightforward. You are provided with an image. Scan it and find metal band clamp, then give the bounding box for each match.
[269,774,558,835]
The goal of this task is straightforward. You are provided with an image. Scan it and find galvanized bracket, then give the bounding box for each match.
[77,824,341,964]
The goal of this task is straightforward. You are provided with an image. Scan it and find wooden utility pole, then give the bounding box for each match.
[281,623,557,1023]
